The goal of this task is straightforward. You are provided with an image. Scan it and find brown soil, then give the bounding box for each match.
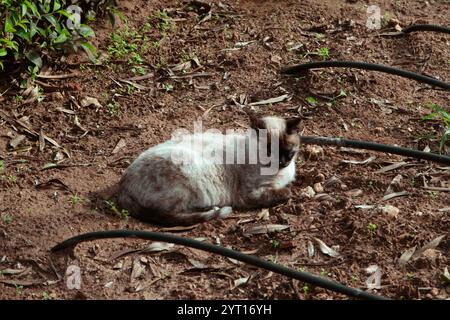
[0,0,449,300]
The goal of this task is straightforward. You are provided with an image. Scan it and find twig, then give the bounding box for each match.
[37,72,80,80]
[421,186,450,192]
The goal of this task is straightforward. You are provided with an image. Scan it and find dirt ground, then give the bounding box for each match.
[0,0,449,300]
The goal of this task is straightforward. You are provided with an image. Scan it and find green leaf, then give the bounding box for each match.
[0,61,4,70]
[5,18,17,33]
[53,0,61,12]
[44,15,58,27]
[306,96,318,105]
[78,25,95,38]
[0,48,7,57]
[80,42,98,63]
[29,2,40,18]
[21,3,28,17]
[53,33,68,44]
[25,51,43,68]
[108,11,116,28]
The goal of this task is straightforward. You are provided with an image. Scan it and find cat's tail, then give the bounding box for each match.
[135,206,233,227]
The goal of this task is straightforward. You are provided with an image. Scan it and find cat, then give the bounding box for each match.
[117,115,301,226]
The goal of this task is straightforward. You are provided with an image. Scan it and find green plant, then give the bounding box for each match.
[270,239,280,249]
[69,194,84,206]
[367,222,378,235]
[42,291,52,300]
[306,96,318,106]
[351,274,359,284]
[317,47,329,60]
[406,273,415,281]
[7,174,17,183]
[0,160,4,174]
[105,200,129,221]
[302,284,310,294]
[320,268,331,277]
[149,10,172,32]
[106,101,120,116]
[0,0,98,72]
[1,213,13,223]
[429,191,438,199]
[14,284,24,294]
[421,103,450,152]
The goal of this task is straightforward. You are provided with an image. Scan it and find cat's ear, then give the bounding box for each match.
[246,110,266,129]
[286,117,301,134]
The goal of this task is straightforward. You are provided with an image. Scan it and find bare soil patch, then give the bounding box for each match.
[0,0,449,299]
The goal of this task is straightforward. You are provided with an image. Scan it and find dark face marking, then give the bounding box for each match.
[278,133,300,168]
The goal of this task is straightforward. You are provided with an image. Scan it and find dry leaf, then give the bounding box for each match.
[411,235,445,260]
[442,267,450,284]
[383,191,408,201]
[143,242,174,253]
[187,258,208,269]
[233,276,250,288]
[257,209,270,221]
[376,162,407,173]
[244,224,290,236]
[81,97,102,108]
[9,134,26,148]
[398,246,416,267]
[340,156,376,165]
[112,138,127,154]
[131,257,145,280]
[248,94,289,106]
[307,241,315,258]
[314,238,341,257]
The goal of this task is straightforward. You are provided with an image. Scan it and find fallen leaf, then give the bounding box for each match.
[131,257,145,280]
[340,156,376,165]
[383,191,408,201]
[9,135,26,148]
[411,235,445,260]
[257,208,270,221]
[375,162,408,173]
[314,238,341,257]
[442,267,450,284]
[248,94,290,106]
[0,268,30,275]
[159,225,198,232]
[307,241,315,258]
[187,258,208,269]
[143,242,175,253]
[398,246,416,267]
[244,224,290,236]
[233,276,250,288]
[112,138,127,154]
[81,96,102,108]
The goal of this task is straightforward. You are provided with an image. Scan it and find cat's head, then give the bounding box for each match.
[249,114,301,169]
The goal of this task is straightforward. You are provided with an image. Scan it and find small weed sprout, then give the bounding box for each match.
[105,201,130,221]
[367,222,378,235]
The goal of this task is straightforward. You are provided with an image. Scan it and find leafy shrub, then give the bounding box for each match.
[0,0,100,73]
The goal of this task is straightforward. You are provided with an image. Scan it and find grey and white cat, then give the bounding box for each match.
[117,115,301,226]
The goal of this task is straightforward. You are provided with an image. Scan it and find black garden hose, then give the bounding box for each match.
[280,61,450,90]
[51,230,388,300]
[300,136,450,165]
[402,24,450,35]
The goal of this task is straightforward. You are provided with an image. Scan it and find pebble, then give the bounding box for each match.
[300,186,316,198]
[315,173,326,183]
[313,182,324,193]
[304,145,324,160]
[379,205,400,219]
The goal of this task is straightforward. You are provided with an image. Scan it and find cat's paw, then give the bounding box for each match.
[272,187,292,203]
[218,206,233,218]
